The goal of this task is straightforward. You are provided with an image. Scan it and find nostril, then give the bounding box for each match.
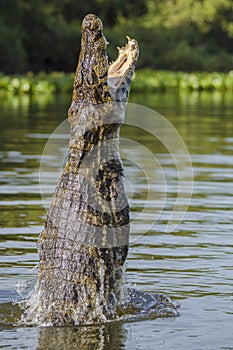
[82,14,103,32]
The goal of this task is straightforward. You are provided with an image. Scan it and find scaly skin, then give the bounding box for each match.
[31,14,139,326]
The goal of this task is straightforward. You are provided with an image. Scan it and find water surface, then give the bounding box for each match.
[0,91,233,349]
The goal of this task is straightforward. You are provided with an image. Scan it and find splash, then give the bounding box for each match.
[16,278,179,327]
[120,288,180,321]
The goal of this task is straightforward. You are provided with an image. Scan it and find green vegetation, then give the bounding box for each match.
[0,72,73,95]
[132,70,233,92]
[0,0,233,73]
[1,70,233,96]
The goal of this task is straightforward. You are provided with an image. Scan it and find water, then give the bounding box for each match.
[0,91,233,349]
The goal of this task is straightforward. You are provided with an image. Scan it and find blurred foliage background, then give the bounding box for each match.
[0,0,233,74]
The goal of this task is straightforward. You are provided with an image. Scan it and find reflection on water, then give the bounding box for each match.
[0,92,233,349]
[37,322,127,350]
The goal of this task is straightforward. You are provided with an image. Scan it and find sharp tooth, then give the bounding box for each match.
[117,46,121,51]
[126,35,131,42]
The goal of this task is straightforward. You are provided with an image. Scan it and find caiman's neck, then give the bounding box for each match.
[72,14,111,105]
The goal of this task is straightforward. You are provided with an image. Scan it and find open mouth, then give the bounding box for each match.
[108,36,139,83]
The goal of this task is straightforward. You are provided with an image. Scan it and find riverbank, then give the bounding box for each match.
[1,70,233,96]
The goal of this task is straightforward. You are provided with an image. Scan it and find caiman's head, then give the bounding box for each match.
[71,14,139,106]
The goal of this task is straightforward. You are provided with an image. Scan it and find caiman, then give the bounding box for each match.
[29,14,139,326]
